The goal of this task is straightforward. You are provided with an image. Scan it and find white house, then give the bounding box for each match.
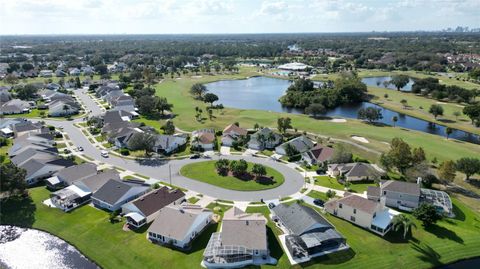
[221,124,248,146]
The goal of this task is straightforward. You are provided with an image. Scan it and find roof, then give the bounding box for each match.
[223,124,247,136]
[154,135,186,150]
[56,163,98,185]
[367,186,381,198]
[327,194,379,214]
[381,180,420,196]
[92,179,148,206]
[371,208,400,230]
[272,203,332,235]
[308,144,334,162]
[278,135,314,153]
[131,187,185,217]
[220,207,267,250]
[148,204,211,241]
[329,163,379,179]
[195,132,215,144]
[75,169,121,193]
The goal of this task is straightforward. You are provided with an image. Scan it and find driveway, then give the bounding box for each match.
[41,119,304,202]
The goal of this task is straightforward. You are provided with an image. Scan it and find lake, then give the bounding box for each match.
[0,226,98,269]
[206,76,479,144]
[361,76,415,91]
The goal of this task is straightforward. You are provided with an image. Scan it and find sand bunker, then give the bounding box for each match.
[191,76,203,78]
[330,119,347,123]
[351,136,369,143]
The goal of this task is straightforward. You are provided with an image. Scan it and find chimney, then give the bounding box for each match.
[380,196,386,208]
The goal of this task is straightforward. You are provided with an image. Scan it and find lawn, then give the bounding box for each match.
[180,160,285,191]
[188,197,200,204]
[314,176,376,194]
[152,68,480,162]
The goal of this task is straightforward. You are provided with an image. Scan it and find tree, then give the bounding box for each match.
[190,83,207,99]
[252,163,267,178]
[412,147,426,163]
[305,103,326,118]
[400,99,408,109]
[277,117,292,134]
[284,143,299,157]
[438,160,456,185]
[445,127,453,139]
[142,66,157,87]
[386,138,413,174]
[16,84,37,100]
[4,74,18,85]
[392,214,416,239]
[94,64,108,75]
[390,75,410,91]
[326,189,336,199]
[412,203,442,227]
[0,162,27,197]
[136,95,156,115]
[203,93,219,107]
[456,157,480,181]
[253,123,260,130]
[62,104,70,116]
[392,116,398,127]
[75,77,81,88]
[215,159,230,175]
[155,96,173,115]
[127,132,156,155]
[453,111,461,121]
[463,104,480,125]
[229,159,248,176]
[161,121,175,135]
[429,104,444,119]
[357,107,383,123]
[330,144,353,163]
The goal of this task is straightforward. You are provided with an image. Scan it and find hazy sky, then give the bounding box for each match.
[1,0,479,35]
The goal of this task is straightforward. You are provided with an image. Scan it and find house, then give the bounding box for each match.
[110,126,143,149]
[0,118,24,137]
[221,124,248,146]
[11,121,47,137]
[47,98,80,117]
[275,135,314,155]
[327,163,382,182]
[248,128,282,150]
[367,180,420,211]
[50,185,91,212]
[202,207,276,268]
[38,89,71,102]
[0,99,31,115]
[122,187,185,228]
[302,144,334,165]
[91,179,149,211]
[45,163,98,190]
[192,129,216,150]
[19,158,74,185]
[152,134,187,154]
[324,193,400,236]
[39,70,53,77]
[147,204,212,250]
[14,132,55,148]
[271,203,347,264]
[55,69,67,77]
[69,68,81,76]
[73,169,121,193]
[9,144,58,159]
[109,94,136,113]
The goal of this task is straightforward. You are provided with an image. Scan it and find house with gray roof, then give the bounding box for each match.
[327,162,382,182]
[73,169,121,194]
[92,179,149,212]
[248,128,282,150]
[147,204,212,250]
[15,132,55,147]
[12,121,47,137]
[203,207,276,268]
[122,187,185,228]
[0,99,31,115]
[45,163,98,190]
[275,135,314,156]
[367,180,421,211]
[47,98,80,117]
[19,158,74,185]
[271,203,348,264]
[152,134,187,154]
[9,142,58,158]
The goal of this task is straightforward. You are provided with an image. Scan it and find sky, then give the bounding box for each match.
[0,0,479,35]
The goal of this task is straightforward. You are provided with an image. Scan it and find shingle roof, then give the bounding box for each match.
[328,194,379,214]
[272,203,332,235]
[76,169,121,193]
[131,187,185,217]
[223,124,247,136]
[381,180,420,196]
[92,179,148,206]
[220,207,267,250]
[56,163,98,185]
[367,186,381,198]
[278,135,314,153]
[309,144,334,162]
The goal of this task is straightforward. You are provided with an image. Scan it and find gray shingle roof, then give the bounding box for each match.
[381,180,420,196]
[220,207,268,250]
[92,179,148,206]
[272,203,332,235]
[75,169,120,193]
[56,163,98,185]
[131,187,185,217]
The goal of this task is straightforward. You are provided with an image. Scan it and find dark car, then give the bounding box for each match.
[190,154,201,159]
[63,149,71,154]
[313,199,324,207]
[268,203,276,209]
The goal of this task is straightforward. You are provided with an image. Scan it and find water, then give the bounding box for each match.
[438,258,480,269]
[206,76,480,144]
[361,76,415,91]
[0,226,98,269]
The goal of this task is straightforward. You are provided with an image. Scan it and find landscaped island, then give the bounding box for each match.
[179,160,285,191]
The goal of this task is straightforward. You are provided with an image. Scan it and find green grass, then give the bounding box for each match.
[152,68,480,162]
[179,160,285,191]
[187,197,200,204]
[133,173,150,179]
[314,176,376,194]
[307,190,332,201]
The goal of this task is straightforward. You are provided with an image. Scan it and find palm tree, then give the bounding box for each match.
[392,214,416,239]
[392,116,398,127]
[445,127,453,140]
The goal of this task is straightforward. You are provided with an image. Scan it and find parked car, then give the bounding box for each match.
[77,146,84,152]
[268,203,276,209]
[313,199,324,206]
[190,154,200,159]
[63,149,71,154]
[101,150,109,158]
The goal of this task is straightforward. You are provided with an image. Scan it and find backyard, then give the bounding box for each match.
[314,176,376,194]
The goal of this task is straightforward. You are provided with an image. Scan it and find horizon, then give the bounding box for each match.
[1,0,479,35]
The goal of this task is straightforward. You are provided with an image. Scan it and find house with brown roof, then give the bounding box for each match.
[192,128,216,150]
[367,180,421,211]
[202,207,277,268]
[327,162,382,182]
[302,144,334,165]
[147,204,212,250]
[221,124,248,146]
[324,193,400,236]
[122,187,185,228]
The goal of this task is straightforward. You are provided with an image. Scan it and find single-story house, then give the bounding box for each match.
[324,193,400,236]
[203,207,276,268]
[152,134,187,154]
[302,144,335,165]
[122,187,185,228]
[248,128,282,150]
[0,99,31,115]
[39,70,53,77]
[327,163,381,182]
[147,204,212,250]
[50,185,92,212]
[20,158,74,185]
[192,129,216,150]
[92,179,149,212]
[12,121,48,138]
[275,135,314,155]
[15,132,55,147]
[73,169,121,194]
[48,99,80,117]
[45,163,98,190]
[221,124,248,146]
[271,203,347,264]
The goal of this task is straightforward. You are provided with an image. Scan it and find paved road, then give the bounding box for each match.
[75,88,104,117]
[42,118,304,202]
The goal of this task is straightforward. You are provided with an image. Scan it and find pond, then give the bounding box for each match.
[0,226,98,269]
[206,76,480,144]
[361,76,415,91]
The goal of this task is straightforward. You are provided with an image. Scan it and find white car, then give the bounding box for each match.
[101,150,109,158]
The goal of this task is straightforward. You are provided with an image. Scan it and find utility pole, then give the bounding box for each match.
[169,164,172,187]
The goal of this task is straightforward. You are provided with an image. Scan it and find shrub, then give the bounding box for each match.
[120,148,130,156]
